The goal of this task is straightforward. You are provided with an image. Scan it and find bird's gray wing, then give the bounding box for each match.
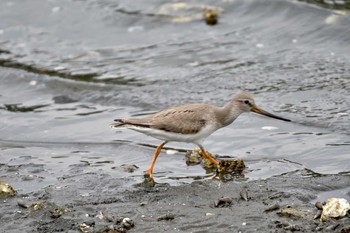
[148,104,209,134]
[112,104,212,134]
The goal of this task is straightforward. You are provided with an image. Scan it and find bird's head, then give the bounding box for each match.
[233,92,291,122]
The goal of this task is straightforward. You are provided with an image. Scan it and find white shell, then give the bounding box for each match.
[321,198,350,221]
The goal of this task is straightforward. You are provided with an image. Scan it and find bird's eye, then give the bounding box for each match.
[244,100,250,105]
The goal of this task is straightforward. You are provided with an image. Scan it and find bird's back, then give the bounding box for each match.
[113,103,220,135]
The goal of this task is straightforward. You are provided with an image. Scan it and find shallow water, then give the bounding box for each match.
[0,0,350,190]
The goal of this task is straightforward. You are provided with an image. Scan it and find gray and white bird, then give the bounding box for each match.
[111,92,290,178]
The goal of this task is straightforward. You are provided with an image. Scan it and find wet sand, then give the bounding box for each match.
[1,165,349,233]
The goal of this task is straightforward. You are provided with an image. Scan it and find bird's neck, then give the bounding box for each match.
[216,101,243,127]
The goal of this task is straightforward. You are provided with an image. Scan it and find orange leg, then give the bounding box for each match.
[146,141,168,178]
[198,145,220,166]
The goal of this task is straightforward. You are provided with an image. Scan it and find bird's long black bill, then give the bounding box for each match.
[251,106,291,122]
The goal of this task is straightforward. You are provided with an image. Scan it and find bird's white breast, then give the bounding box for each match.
[129,124,218,144]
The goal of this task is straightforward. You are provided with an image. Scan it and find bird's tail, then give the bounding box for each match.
[110,119,126,128]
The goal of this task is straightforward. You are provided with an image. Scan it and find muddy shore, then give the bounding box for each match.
[1,166,349,233]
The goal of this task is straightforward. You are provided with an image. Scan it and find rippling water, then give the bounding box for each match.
[0,0,349,187]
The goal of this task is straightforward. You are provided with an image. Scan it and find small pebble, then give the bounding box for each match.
[315,201,323,210]
[268,192,285,199]
[95,211,105,220]
[140,201,147,206]
[264,203,280,212]
[115,227,127,233]
[17,199,30,208]
[157,213,175,221]
[79,223,93,233]
[49,208,65,218]
[284,224,301,231]
[120,164,139,173]
[281,221,290,227]
[214,197,233,208]
[203,8,218,25]
[122,217,134,230]
[314,209,322,220]
[239,189,249,201]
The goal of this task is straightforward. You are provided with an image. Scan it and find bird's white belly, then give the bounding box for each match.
[130,124,218,144]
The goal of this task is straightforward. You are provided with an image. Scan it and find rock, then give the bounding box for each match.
[79,223,94,233]
[277,206,313,220]
[185,149,203,165]
[214,197,232,208]
[203,8,218,25]
[0,180,15,197]
[284,224,301,231]
[121,217,134,230]
[320,198,350,222]
[313,209,322,220]
[315,201,323,210]
[264,203,280,212]
[268,192,290,200]
[240,188,249,201]
[119,164,139,173]
[157,213,175,221]
[17,199,45,210]
[17,199,31,208]
[49,207,66,218]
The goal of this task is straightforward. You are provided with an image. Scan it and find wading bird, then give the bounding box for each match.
[111,92,290,179]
